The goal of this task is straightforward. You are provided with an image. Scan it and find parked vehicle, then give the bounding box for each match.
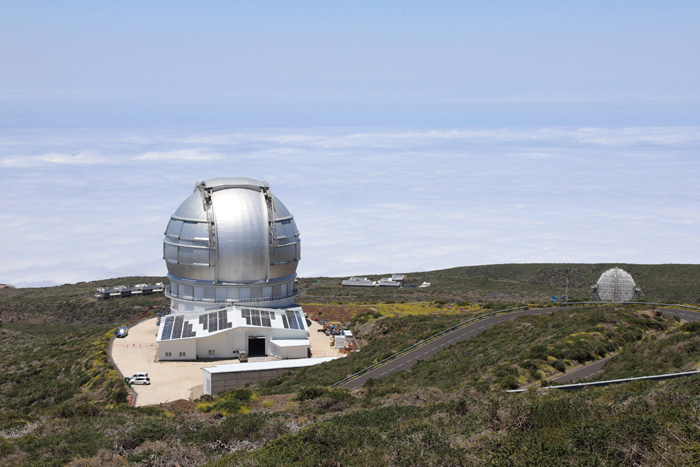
[130,372,149,380]
[115,326,128,338]
[129,376,151,385]
[238,351,248,363]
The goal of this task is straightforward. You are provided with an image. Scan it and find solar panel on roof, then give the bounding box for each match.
[251,309,261,326]
[208,312,218,332]
[219,309,233,329]
[261,310,271,327]
[162,316,174,340]
[182,320,197,338]
[172,315,184,339]
[199,314,208,330]
[281,314,289,328]
[242,308,251,325]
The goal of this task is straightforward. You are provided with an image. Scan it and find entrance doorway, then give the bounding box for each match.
[248,337,265,357]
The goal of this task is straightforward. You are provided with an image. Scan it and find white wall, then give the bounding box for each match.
[158,339,197,361]
[270,341,309,359]
[195,328,247,359]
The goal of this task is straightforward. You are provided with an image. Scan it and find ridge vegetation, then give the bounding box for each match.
[297,263,700,305]
[1,264,699,465]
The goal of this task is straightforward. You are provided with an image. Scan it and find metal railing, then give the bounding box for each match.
[507,370,700,393]
[165,289,298,305]
[547,301,700,311]
[330,306,529,388]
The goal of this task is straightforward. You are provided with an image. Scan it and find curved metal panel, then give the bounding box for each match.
[271,195,291,220]
[212,187,269,282]
[173,192,207,221]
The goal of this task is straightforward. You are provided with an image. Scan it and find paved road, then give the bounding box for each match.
[341,307,565,390]
[552,356,612,383]
[340,305,700,390]
[662,308,700,323]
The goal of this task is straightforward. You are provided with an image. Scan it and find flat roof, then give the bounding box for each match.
[203,356,338,374]
[270,338,311,347]
[158,306,308,342]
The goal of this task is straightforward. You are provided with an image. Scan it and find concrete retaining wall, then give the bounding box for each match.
[205,367,296,395]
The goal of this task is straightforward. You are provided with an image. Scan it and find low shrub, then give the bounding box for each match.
[681,321,700,333]
[197,388,254,415]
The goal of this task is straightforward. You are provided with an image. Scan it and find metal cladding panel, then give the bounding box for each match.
[271,195,291,219]
[272,243,297,263]
[164,191,216,281]
[173,192,207,221]
[276,221,295,239]
[180,222,209,241]
[168,259,215,282]
[269,256,299,279]
[269,197,301,279]
[166,220,183,237]
[213,188,269,282]
[164,243,178,262]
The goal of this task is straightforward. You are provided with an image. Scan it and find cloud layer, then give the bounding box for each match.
[1,126,699,287]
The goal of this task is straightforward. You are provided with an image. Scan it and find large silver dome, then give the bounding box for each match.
[163,177,300,312]
[589,267,642,302]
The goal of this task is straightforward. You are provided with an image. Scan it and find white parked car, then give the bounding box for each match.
[130,372,148,380]
[129,376,151,385]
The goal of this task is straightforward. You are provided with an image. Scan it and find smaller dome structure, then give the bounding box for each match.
[589,267,642,302]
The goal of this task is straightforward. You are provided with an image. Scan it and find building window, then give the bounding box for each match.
[165,352,171,357]
[179,351,186,357]
[208,350,215,356]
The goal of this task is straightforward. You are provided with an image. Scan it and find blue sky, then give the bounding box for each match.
[1,2,699,286]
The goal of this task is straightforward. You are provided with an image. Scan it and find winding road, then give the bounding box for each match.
[340,305,700,390]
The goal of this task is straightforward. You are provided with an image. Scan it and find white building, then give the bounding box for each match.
[157,177,309,361]
[157,306,309,360]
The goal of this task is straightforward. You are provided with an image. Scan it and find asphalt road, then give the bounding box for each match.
[341,307,565,390]
[552,356,612,383]
[661,308,700,323]
[340,305,700,390]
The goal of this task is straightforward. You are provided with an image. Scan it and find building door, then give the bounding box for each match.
[248,337,265,357]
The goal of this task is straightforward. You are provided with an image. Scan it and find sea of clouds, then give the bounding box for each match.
[1,125,699,287]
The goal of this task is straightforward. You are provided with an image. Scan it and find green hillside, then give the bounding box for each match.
[1,265,700,465]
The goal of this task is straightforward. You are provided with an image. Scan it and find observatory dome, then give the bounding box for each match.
[163,177,301,312]
[590,267,641,302]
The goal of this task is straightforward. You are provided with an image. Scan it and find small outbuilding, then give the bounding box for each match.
[203,357,337,395]
[341,277,376,287]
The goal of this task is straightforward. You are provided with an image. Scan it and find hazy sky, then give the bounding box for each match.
[1,2,699,286]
